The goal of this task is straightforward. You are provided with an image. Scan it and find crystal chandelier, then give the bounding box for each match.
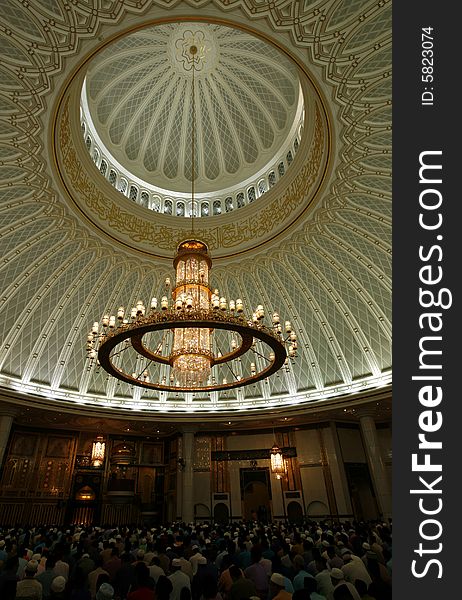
[86,43,297,393]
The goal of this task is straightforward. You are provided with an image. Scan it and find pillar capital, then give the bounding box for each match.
[180,426,197,435]
[0,403,20,419]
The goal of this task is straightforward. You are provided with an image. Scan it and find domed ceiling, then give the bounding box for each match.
[0,0,391,420]
[83,22,303,198]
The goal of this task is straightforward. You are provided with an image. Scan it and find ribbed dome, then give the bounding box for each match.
[0,1,392,418]
[84,22,301,195]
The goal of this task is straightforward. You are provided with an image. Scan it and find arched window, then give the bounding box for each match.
[294,138,299,152]
[236,192,245,208]
[176,202,185,217]
[164,199,173,215]
[258,180,267,196]
[201,202,209,217]
[92,148,99,164]
[140,191,149,208]
[85,136,92,151]
[99,160,108,177]
[129,185,138,201]
[268,171,276,187]
[81,122,86,135]
[225,197,233,212]
[286,150,293,165]
[247,187,256,203]
[213,200,222,216]
[278,161,285,178]
[119,178,128,194]
[108,170,117,186]
[152,196,161,212]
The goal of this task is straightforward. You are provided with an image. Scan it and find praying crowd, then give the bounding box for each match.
[0,519,392,600]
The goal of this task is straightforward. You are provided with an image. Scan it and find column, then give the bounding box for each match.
[181,428,196,524]
[322,424,353,517]
[359,413,392,519]
[0,407,17,472]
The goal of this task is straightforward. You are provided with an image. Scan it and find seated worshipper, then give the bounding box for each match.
[148,556,165,584]
[314,557,334,599]
[200,575,223,600]
[244,546,268,600]
[340,552,371,588]
[103,548,121,583]
[190,546,204,576]
[88,557,110,599]
[363,553,391,588]
[16,560,42,600]
[156,575,174,600]
[36,554,57,599]
[217,557,237,599]
[228,564,257,600]
[292,555,314,591]
[69,566,91,600]
[0,555,19,600]
[301,577,327,600]
[127,562,155,600]
[113,553,135,599]
[364,558,391,600]
[236,541,251,570]
[326,548,343,571]
[192,556,216,600]
[269,572,292,600]
[169,558,192,600]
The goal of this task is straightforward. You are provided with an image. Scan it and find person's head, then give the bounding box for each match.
[96,582,115,600]
[151,555,161,567]
[171,558,182,571]
[51,575,67,595]
[330,568,345,587]
[197,555,208,568]
[270,572,286,595]
[24,560,39,578]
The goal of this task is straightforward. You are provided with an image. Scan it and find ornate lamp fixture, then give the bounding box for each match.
[91,435,106,467]
[86,43,297,393]
[270,443,286,480]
